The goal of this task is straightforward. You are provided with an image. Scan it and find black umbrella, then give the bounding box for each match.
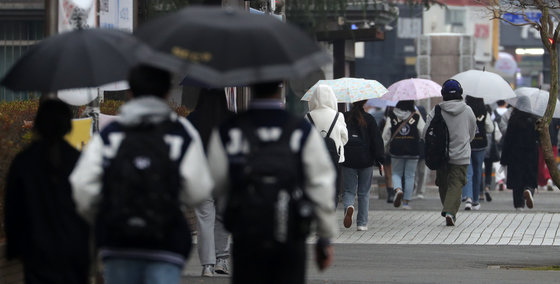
[1,28,177,92]
[135,6,331,87]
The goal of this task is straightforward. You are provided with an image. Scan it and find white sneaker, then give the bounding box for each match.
[524,189,534,209]
[547,179,554,191]
[357,226,368,231]
[402,204,412,210]
[472,203,481,211]
[214,258,230,275]
[413,194,424,200]
[393,189,403,207]
[464,198,472,210]
[201,265,214,277]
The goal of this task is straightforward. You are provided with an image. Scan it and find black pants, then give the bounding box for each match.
[232,238,306,284]
[484,158,493,187]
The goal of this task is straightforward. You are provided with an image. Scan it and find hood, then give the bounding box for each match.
[393,108,412,120]
[308,84,338,111]
[118,96,173,126]
[440,100,467,116]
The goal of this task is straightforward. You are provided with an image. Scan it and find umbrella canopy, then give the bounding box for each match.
[451,69,515,103]
[1,28,162,92]
[380,78,442,102]
[366,98,396,108]
[135,6,330,87]
[300,78,388,103]
[506,87,560,118]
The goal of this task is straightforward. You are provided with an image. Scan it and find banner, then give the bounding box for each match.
[58,0,97,32]
[65,117,92,150]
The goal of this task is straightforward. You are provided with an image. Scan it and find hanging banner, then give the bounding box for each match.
[65,117,93,150]
[58,0,97,32]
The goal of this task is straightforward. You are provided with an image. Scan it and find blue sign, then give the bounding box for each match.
[503,12,542,24]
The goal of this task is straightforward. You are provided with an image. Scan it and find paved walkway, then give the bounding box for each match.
[330,210,560,245]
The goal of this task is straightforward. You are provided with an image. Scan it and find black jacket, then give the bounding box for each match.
[5,140,90,283]
[342,110,384,168]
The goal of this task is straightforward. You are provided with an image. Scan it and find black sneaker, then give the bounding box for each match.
[445,213,456,226]
[485,190,492,202]
[386,188,395,203]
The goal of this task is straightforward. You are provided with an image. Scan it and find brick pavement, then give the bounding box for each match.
[328,210,560,246]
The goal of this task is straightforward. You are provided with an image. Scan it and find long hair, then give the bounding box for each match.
[189,88,232,151]
[509,108,536,130]
[465,95,486,118]
[347,100,367,128]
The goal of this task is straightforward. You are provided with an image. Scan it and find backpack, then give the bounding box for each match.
[342,120,372,169]
[223,117,313,243]
[306,112,340,165]
[98,121,184,247]
[424,105,450,170]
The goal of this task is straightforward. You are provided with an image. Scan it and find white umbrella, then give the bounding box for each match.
[451,69,515,103]
[506,87,560,118]
[301,77,388,103]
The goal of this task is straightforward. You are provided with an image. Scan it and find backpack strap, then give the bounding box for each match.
[389,112,415,143]
[325,112,339,139]
[306,113,315,126]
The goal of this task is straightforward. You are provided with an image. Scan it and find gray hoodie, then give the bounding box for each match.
[422,100,476,165]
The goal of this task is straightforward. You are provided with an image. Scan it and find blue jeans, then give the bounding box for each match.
[462,149,486,203]
[391,158,418,202]
[104,259,182,284]
[342,166,373,227]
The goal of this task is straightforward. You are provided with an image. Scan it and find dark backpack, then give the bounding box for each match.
[424,105,450,170]
[342,121,371,169]
[98,121,184,248]
[307,112,340,165]
[223,117,313,244]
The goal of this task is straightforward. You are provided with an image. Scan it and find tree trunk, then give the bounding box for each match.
[540,33,560,188]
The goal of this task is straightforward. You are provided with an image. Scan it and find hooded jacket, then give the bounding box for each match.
[422,100,477,165]
[307,85,348,163]
[70,96,213,266]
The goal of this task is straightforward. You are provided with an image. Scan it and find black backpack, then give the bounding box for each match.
[223,117,313,243]
[342,122,371,169]
[306,112,340,165]
[98,121,184,247]
[424,105,450,170]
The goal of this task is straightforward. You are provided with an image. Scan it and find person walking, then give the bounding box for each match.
[500,97,538,210]
[382,100,425,209]
[207,82,336,284]
[482,105,502,202]
[70,65,214,284]
[341,100,385,231]
[537,118,560,191]
[187,88,233,277]
[306,84,348,206]
[422,79,476,226]
[5,99,91,284]
[461,96,494,211]
[413,104,428,200]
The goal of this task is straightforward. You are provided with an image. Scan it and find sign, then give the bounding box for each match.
[58,0,96,32]
[65,117,92,150]
[503,12,542,25]
[100,0,134,32]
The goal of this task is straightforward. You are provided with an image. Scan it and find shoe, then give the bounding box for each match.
[479,194,485,201]
[344,205,354,228]
[547,179,554,191]
[386,187,395,203]
[524,189,534,209]
[498,181,505,191]
[515,207,525,212]
[472,202,481,211]
[464,198,472,210]
[413,194,424,200]
[393,189,403,207]
[214,257,230,275]
[445,213,456,226]
[201,265,214,277]
[402,204,412,210]
[485,189,492,202]
[461,196,468,202]
[357,226,368,231]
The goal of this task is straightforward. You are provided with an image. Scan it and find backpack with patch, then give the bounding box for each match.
[223,117,313,243]
[97,121,184,248]
[424,105,450,170]
[306,112,340,165]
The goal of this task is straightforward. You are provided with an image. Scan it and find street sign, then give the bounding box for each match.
[503,12,542,24]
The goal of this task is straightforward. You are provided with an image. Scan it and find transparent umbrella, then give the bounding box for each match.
[451,69,515,103]
[506,87,560,118]
[300,78,388,103]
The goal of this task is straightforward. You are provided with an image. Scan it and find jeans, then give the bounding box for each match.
[104,259,182,284]
[342,166,373,227]
[461,149,486,203]
[391,158,418,201]
[414,159,427,195]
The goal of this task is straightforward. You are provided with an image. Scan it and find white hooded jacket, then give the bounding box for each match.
[307,84,349,163]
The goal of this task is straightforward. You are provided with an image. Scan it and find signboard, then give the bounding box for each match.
[100,0,134,32]
[58,0,96,32]
[503,12,542,25]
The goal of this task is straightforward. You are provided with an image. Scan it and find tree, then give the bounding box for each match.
[481,0,560,186]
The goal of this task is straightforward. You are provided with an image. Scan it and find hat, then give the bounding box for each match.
[441,79,463,101]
